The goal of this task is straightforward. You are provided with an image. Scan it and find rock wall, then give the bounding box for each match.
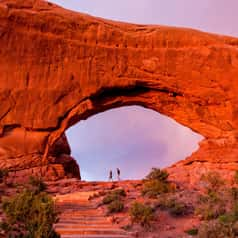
[1,0,238,182]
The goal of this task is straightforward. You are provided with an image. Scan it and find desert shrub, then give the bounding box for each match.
[234,171,238,184]
[201,171,224,192]
[103,193,119,204]
[108,200,124,213]
[198,220,238,238]
[102,189,126,214]
[0,169,8,183]
[0,176,59,238]
[159,198,188,216]
[98,190,107,196]
[102,189,126,205]
[129,202,154,228]
[122,224,132,231]
[113,189,126,197]
[142,168,173,198]
[142,180,171,198]
[145,168,169,181]
[89,191,107,200]
[219,214,237,224]
[218,202,238,224]
[28,176,47,193]
[197,172,238,237]
[185,228,198,236]
[196,172,227,220]
[196,196,226,220]
[1,189,60,238]
[197,195,238,237]
[231,187,238,200]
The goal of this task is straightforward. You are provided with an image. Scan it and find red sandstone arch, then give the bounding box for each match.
[1,0,238,183]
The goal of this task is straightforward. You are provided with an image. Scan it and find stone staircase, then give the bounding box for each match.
[55,191,133,238]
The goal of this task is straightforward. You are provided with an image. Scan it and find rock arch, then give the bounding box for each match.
[1,0,238,183]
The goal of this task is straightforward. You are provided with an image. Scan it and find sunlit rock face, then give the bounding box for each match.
[1,0,238,183]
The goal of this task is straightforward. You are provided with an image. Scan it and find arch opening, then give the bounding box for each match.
[66,105,203,181]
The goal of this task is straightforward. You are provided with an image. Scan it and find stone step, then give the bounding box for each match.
[58,205,96,208]
[55,192,132,238]
[59,213,106,217]
[59,215,105,219]
[55,228,127,235]
[55,224,115,229]
[59,214,106,218]
[59,216,108,220]
[58,204,93,206]
[58,206,97,210]
[58,219,111,224]
[59,208,97,211]
[59,210,102,214]
[56,220,112,225]
[61,235,133,238]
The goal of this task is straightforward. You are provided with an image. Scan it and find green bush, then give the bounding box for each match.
[108,200,124,213]
[28,176,47,193]
[195,173,228,221]
[231,187,238,200]
[197,172,238,237]
[142,168,173,198]
[102,189,126,214]
[159,198,188,216]
[0,176,60,238]
[113,189,126,197]
[234,171,238,184]
[198,201,238,237]
[196,201,226,220]
[185,228,198,236]
[0,169,9,183]
[129,202,154,228]
[198,220,238,238]
[102,189,126,205]
[218,203,238,224]
[145,168,169,181]
[103,193,119,204]
[196,190,226,220]
[142,180,171,198]
[201,171,224,192]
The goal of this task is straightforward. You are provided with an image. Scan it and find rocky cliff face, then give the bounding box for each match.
[1,0,238,183]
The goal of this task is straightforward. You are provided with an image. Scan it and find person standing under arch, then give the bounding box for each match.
[109,170,113,182]
[117,168,121,181]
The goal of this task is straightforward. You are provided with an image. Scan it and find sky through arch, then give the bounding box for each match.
[66,106,203,181]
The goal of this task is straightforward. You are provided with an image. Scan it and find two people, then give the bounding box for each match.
[109,168,121,181]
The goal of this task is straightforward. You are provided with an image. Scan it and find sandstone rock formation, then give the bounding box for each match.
[1,0,238,183]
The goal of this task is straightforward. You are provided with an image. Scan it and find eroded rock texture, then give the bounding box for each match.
[1,0,238,183]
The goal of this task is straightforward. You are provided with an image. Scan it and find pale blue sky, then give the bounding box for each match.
[49,0,237,181]
[51,0,238,36]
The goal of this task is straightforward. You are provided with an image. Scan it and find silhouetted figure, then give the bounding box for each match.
[109,170,113,182]
[117,168,121,181]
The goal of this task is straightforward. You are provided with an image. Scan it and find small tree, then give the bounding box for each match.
[233,171,238,185]
[0,176,60,238]
[102,189,126,214]
[0,169,9,184]
[129,202,154,228]
[145,168,169,181]
[201,171,224,193]
[142,168,173,198]
[28,176,47,194]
